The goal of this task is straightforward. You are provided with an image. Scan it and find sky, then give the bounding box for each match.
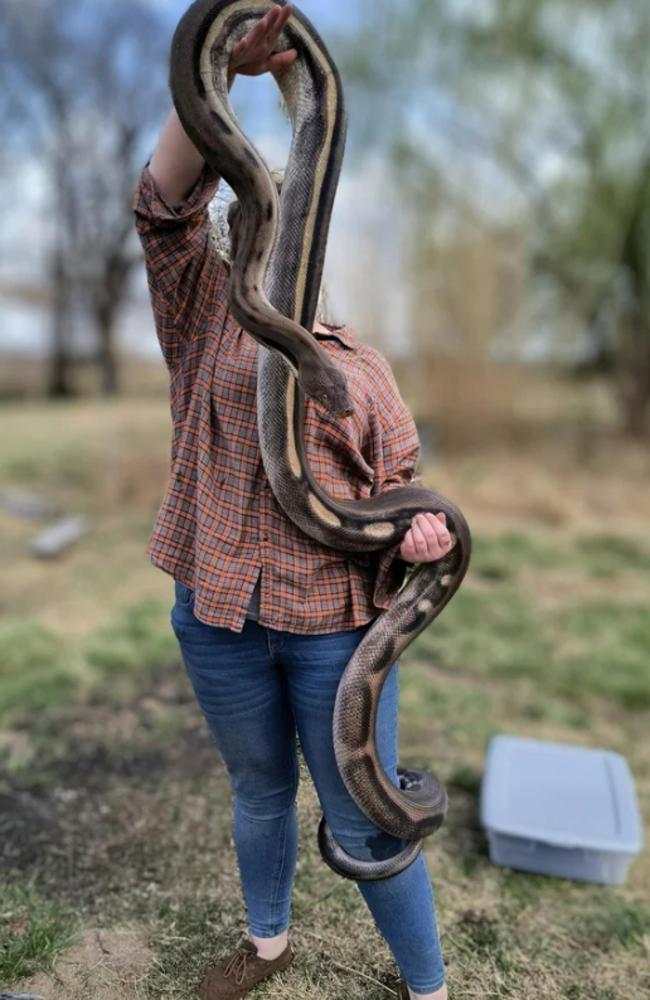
[0,0,415,361]
[143,0,364,32]
[0,0,576,364]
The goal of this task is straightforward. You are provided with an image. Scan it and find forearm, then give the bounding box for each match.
[148,69,236,209]
[148,0,297,209]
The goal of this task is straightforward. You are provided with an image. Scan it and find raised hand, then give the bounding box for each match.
[230,3,298,79]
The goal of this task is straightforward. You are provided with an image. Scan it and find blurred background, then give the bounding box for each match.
[1,2,648,998]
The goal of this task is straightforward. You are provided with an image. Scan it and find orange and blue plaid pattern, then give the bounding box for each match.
[132,162,421,634]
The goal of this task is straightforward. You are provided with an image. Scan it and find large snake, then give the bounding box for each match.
[169,0,471,881]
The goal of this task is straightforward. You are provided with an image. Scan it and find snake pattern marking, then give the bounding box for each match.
[170,0,472,881]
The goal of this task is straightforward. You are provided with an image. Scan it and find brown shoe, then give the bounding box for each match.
[196,938,293,999]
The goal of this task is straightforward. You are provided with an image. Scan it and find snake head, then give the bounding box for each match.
[300,362,354,417]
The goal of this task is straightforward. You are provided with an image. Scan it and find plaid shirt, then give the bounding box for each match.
[132,161,421,634]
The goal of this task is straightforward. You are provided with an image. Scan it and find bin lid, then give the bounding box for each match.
[480,734,643,852]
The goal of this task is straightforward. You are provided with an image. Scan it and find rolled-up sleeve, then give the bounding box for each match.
[363,348,422,610]
[132,160,226,369]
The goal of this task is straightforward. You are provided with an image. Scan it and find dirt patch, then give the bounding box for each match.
[0,784,66,870]
[1,667,235,918]
[18,926,154,1000]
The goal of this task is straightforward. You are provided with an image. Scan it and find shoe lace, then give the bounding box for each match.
[223,942,256,985]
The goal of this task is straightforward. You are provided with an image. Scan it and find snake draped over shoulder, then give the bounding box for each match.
[169,0,472,881]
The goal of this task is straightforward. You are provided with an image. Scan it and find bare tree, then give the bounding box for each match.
[0,0,170,396]
[340,0,650,437]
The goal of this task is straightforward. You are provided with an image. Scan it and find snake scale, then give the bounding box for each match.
[169,0,471,881]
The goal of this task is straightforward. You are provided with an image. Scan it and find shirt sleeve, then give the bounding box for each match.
[362,348,422,611]
[131,159,227,369]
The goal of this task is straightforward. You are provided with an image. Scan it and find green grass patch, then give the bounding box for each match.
[411,565,650,709]
[578,896,650,951]
[0,620,80,718]
[519,695,592,729]
[470,531,567,581]
[413,585,553,681]
[0,881,77,985]
[470,529,650,583]
[399,661,499,758]
[565,986,617,1000]
[575,533,650,578]
[0,437,95,494]
[85,598,178,675]
[0,599,178,725]
[453,906,520,976]
[553,601,650,708]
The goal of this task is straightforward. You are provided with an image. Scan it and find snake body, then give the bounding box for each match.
[170,0,471,881]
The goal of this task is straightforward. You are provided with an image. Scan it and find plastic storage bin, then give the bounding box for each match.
[480,734,643,884]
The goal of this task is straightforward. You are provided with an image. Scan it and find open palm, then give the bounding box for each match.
[230,3,297,78]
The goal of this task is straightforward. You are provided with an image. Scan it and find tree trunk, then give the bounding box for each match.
[95,305,119,396]
[47,246,76,398]
[615,319,650,439]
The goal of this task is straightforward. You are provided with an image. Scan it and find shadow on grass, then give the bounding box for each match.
[440,765,492,876]
[1,660,232,916]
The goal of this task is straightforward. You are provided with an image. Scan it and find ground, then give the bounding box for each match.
[0,379,649,999]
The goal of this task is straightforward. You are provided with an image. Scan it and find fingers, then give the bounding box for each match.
[246,3,291,51]
[232,4,294,74]
[400,512,454,563]
[409,516,430,558]
[269,48,298,72]
[247,7,280,45]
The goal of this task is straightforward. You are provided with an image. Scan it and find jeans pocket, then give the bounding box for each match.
[174,579,194,608]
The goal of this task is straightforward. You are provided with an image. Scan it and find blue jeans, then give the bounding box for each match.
[170,580,446,994]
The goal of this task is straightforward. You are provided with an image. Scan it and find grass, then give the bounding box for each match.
[0,392,649,999]
[412,580,650,710]
[0,600,179,720]
[0,882,78,983]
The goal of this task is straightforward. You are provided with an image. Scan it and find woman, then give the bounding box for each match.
[132,5,452,999]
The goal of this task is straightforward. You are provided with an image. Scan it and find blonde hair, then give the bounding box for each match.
[209,170,335,327]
